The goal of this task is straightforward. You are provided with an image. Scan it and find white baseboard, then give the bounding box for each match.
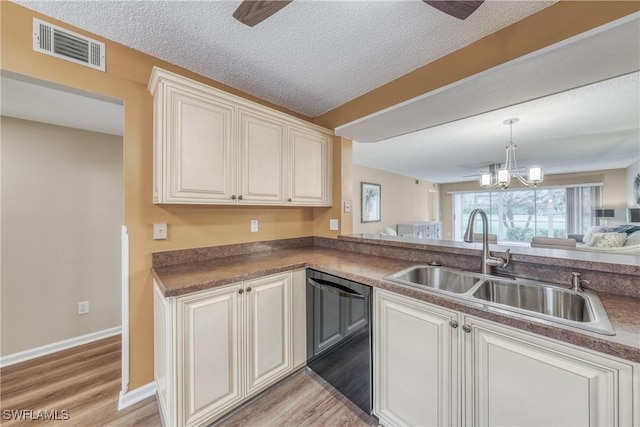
[118,382,157,410]
[0,326,121,368]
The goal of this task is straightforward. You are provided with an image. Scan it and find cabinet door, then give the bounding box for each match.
[463,316,634,427]
[153,281,175,426]
[238,108,285,204]
[374,290,458,427]
[178,284,243,427]
[165,86,236,204]
[287,125,331,206]
[245,272,293,396]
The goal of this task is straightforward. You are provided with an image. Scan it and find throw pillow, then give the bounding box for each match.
[380,226,397,236]
[582,225,613,246]
[625,230,640,246]
[593,232,628,248]
[612,224,640,235]
[583,226,605,244]
[586,232,604,247]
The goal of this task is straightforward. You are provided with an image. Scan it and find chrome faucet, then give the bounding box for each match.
[463,209,510,275]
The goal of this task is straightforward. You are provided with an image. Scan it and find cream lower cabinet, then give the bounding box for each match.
[462,316,635,427]
[154,269,307,427]
[374,289,459,427]
[374,289,638,427]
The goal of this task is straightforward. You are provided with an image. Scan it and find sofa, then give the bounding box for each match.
[531,225,640,255]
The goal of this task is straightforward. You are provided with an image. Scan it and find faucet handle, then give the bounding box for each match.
[502,248,511,267]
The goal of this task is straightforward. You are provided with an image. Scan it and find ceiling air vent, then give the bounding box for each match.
[33,18,105,72]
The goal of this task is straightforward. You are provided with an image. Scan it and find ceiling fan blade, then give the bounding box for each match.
[423,0,484,20]
[233,1,293,27]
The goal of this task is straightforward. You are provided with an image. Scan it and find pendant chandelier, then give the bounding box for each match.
[480,118,543,189]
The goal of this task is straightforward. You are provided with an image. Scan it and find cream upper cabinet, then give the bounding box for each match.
[153,269,305,427]
[238,108,285,204]
[462,316,635,427]
[149,67,332,206]
[287,125,332,206]
[152,80,236,204]
[374,289,459,427]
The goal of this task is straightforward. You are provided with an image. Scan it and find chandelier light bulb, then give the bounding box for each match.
[528,166,543,183]
[479,118,543,190]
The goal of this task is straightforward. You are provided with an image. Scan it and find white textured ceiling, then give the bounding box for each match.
[338,15,640,143]
[15,0,555,117]
[0,72,124,136]
[353,71,640,183]
[349,14,640,183]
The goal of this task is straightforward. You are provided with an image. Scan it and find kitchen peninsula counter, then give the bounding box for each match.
[152,239,640,363]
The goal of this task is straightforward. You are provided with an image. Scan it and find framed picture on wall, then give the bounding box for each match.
[361,182,381,223]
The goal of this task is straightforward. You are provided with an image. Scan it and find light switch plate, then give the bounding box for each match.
[251,219,258,233]
[153,223,168,240]
[330,219,339,230]
[344,200,351,213]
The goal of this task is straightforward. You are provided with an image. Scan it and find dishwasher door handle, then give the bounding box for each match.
[308,278,365,300]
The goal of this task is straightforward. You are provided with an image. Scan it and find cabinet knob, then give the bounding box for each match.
[449,320,458,329]
[462,324,471,334]
[231,195,237,200]
[238,195,244,200]
[288,198,292,202]
[238,288,244,294]
[246,287,252,292]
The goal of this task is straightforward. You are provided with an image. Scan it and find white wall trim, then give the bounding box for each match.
[118,381,157,410]
[120,225,130,397]
[0,326,121,368]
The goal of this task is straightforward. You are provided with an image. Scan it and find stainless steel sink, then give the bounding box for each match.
[385,265,481,294]
[473,279,592,322]
[471,278,614,335]
[384,265,615,335]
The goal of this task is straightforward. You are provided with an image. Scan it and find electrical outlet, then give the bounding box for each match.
[153,223,168,240]
[250,219,258,233]
[330,219,339,231]
[78,301,89,315]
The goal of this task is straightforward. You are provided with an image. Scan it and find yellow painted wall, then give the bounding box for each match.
[314,136,353,237]
[0,1,322,389]
[2,0,638,389]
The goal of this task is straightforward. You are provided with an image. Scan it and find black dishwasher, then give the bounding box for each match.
[306,269,373,416]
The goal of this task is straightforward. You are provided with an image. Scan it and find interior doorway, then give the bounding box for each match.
[0,71,126,391]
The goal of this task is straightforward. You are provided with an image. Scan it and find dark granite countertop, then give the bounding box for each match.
[152,245,640,364]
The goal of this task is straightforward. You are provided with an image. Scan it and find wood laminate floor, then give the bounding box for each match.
[1,336,378,427]
[218,369,378,427]
[0,335,159,426]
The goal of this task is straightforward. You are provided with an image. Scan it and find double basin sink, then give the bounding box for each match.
[385,265,614,335]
